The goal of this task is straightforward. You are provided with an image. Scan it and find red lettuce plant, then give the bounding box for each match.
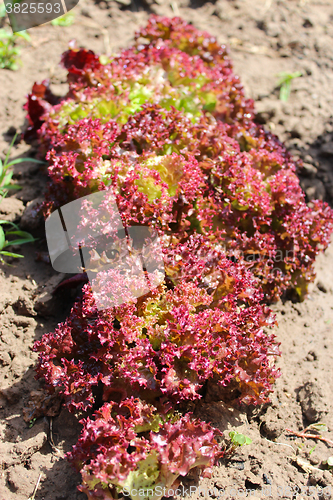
[34,238,279,411]
[28,15,332,500]
[35,238,279,498]
[68,398,221,500]
[25,17,332,301]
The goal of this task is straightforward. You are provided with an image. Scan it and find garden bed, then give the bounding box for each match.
[0,1,333,499]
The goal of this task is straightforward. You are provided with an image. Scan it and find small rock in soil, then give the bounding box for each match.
[12,295,37,317]
[309,469,332,488]
[7,465,37,494]
[305,350,318,362]
[0,349,11,367]
[255,100,280,125]
[301,162,318,177]
[266,22,281,38]
[309,455,320,465]
[297,381,329,424]
[0,197,24,223]
[303,154,315,164]
[1,386,22,405]
[262,473,272,485]
[317,281,327,293]
[244,471,261,489]
[260,405,285,440]
[20,197,44,231]
[303,178,326,200]
[34,273,67,317]
[13,425,47,460]
[230,460,245,470]
[303,18,313,28]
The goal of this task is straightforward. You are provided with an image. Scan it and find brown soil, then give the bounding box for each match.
[0,1,333,499]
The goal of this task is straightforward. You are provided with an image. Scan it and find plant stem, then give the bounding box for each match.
[286,428,333,446]
[28,473,42,500]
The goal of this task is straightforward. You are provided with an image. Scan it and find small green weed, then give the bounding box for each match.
[28,417,37,428]
[0,134,42,263]
[0,133,44,197]
[0,220,35,264]
[308,443,317,455]
[277,71,302,102]
[307,423,328,433]
[229,430,252,448]
[0,28,30,70]
[51,11,75,27]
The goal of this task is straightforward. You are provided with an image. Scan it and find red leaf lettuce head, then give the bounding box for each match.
[69,398,221,500]
[34,238,280,411]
